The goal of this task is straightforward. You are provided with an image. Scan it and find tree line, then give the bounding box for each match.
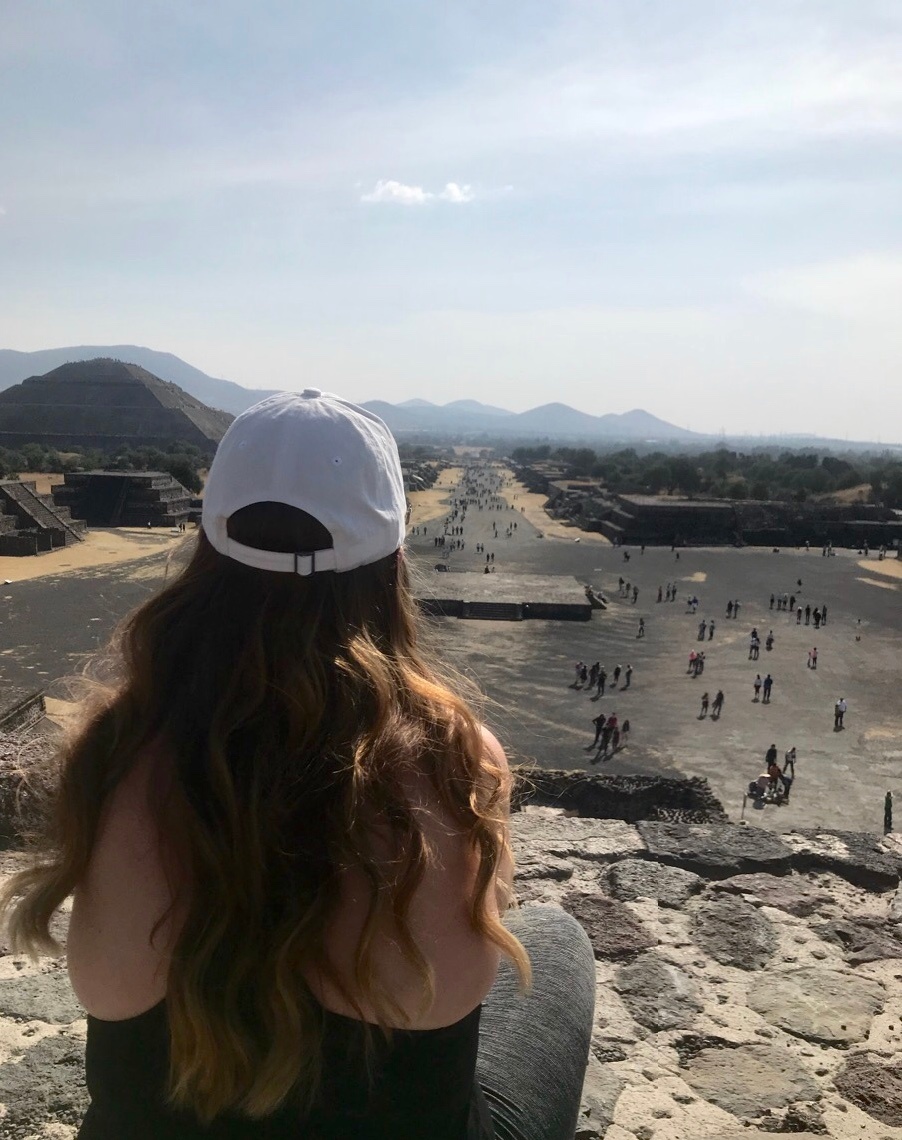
[0,441,210,494]
[511,444,902,508]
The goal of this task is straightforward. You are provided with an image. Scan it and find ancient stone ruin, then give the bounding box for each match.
[517,461,902,548]
[0,357,233,450]
[50,470,191,528]
[0,480,86,555]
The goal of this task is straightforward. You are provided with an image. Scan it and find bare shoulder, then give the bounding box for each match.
[479,724,509,769]
[67,744,182,1019]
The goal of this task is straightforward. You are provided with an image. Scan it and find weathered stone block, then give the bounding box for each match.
[748,967,885,1044]
[682,1043,819,1117]
[606,858,702,907]
[614,952,702,1031]
[637,822,792,878]
[561,893,653,960]
[690,896,778,970]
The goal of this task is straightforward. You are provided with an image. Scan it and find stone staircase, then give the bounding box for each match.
[0,480,86,554]
[461,600,524,620]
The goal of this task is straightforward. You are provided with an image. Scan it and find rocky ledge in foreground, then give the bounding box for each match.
[512,809,902,1139]
[2,814,902,1138]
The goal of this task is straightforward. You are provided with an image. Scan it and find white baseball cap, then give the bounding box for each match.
[202,388,406,574]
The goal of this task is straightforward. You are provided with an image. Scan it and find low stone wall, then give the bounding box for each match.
[0,752,730,849]
[513,767,730,825]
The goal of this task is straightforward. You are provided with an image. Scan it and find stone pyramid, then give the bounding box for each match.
[0,357,233,450]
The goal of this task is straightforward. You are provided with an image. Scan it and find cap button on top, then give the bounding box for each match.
[301,388,322,398]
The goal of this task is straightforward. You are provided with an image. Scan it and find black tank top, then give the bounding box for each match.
[79,999,495,1139]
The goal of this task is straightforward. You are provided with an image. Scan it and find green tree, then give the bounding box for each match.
[670,458,702,497]
[164,458,202,494]
[646,464,671,494]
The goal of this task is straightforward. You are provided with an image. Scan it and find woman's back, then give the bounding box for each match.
[67,734,509,1137]
[67,739,507,1028]
[3,393,533,1137]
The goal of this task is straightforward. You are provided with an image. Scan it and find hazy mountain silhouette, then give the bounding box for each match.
[365,399,700,440]
[0,346,277,414]
[0,345,700,441]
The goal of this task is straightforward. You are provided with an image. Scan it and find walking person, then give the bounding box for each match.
[0,391,596,1140]
[613,664,622,687]
[637,618,645,639]
[762,673,774,703]
[834,698,847,729]
[623,664,633,689]
[753,674,762,702]
[596,668,607,697]
[708,619,716,640]
[593,719,614,762]
[808,647,818,669]
[711,690,725,717]
[782,746,796,777]
[620,719,630,746]
[588,712,607,749]
[805,604,811,625]
[700,692,709,718]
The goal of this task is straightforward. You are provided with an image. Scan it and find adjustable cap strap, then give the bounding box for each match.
[222,537,339,575]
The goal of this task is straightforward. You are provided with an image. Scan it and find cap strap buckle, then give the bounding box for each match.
[294,550,317,576]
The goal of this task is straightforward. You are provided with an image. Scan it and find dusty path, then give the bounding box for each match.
[406,466,463,528]
[407,465,611,544]
[0,527,188,584]
[505,477,611,544]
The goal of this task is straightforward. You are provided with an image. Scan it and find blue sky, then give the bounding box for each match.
[2,1,901,439]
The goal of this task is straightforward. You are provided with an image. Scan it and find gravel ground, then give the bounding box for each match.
[1,470,900,834]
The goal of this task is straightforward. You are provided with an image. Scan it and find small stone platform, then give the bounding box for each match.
[417,572,592,621]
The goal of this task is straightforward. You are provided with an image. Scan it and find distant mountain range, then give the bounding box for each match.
[368,398,699,440]
[1,345,896,449]
[0,345,699,441]
[0,346,281,416]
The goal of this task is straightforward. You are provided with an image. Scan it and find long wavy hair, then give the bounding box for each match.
[0,503,530,1124]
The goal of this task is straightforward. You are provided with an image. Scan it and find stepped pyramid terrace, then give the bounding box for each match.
[0,357,232,450]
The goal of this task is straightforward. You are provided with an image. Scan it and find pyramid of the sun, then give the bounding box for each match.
[0,357,233,450]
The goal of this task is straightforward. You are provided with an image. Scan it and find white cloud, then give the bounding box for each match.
[0,206,6,216]
[438,181,474,203]
[360,179,479,204]
[360,180,433,204]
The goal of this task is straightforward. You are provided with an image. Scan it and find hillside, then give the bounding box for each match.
[0,347,277,415]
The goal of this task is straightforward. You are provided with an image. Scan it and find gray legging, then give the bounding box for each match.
[477,906,596,1140]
